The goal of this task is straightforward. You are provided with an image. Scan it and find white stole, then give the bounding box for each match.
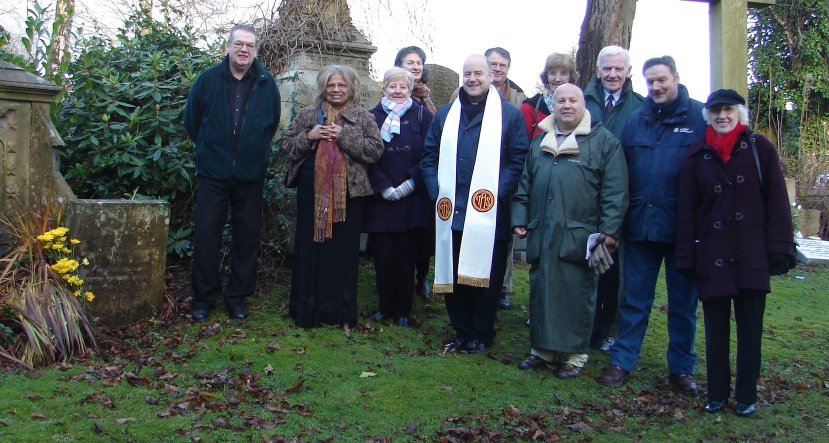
[433,85,502,293]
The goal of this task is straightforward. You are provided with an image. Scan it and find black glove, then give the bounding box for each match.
[768,253,795,276]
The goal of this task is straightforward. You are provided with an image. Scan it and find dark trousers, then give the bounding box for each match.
[592,249,620,341]
[444,231,508,346]
[370,231,419,318]
[702,291,767,405]
[191,176,263,309]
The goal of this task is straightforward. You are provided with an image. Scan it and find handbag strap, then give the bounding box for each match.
[749,134,764,187]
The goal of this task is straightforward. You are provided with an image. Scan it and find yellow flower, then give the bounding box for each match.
[60,247,71,254]
[66,275,84,286]
[85,291,95,302]
[50,227,69,237]
[82,258,90,266]
[62,273,71,280]
[57,237,67,243]
[74,290,82,297]
[70,239,81,245]
[37,233,55,242]
[52,243,64,250]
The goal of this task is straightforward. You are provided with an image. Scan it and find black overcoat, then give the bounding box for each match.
[676,129,794,300]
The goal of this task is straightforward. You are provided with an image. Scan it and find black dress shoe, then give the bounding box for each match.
[459,339,487,354]
[704,400,726,413]
[498,293,512,310]
[517,355,549,370]
[227,305,249,320]
[598,365,630,387]
[668,373,698,395]
[556,364,583,379]
[735,402,756,417]
[443,337,465,354]
[395,316,410,327]
[191,307,211,322]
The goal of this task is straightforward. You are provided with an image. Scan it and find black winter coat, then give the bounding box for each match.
[675,129,795,300]
[363,101,434,233]
[184,56,281,182]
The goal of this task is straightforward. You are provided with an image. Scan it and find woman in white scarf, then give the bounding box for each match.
[364,67,434,327]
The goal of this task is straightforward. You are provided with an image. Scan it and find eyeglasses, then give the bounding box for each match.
[231,41,256,50]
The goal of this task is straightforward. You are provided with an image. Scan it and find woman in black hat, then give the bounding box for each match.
[675,89,795,417]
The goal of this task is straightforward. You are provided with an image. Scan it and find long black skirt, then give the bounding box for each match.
[289,163,364,328]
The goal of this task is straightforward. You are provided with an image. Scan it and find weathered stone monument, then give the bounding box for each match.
[0,61,74,217]
[259,0,382,131]
[0,61,169,326]
[426,63,459,109]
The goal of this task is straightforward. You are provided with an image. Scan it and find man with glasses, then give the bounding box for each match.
[484,47,526,311]
[185,24,281,322]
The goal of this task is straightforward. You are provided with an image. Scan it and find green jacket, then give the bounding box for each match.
[184,56,281,182]
[584,77,643,140]
[511,113,628,353]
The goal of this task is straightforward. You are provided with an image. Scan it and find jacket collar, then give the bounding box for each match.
[642,83,691,124]
[537,110,592,157]
[220,55,267,82]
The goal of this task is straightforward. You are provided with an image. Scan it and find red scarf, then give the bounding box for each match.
[704,122,745,164]
[313,105,347,242]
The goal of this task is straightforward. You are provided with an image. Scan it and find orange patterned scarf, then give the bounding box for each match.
[313,104,347,242]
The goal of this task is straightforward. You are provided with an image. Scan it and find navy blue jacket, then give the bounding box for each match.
[420,90,530,241]
[363,101,434,233]
[620,84,706,242]
[184,56,281,182]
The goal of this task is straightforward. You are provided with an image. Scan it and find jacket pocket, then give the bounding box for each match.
[525,218,540,263]
[558,218,597,267]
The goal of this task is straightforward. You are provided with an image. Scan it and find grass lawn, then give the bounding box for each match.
[1,260,827,442]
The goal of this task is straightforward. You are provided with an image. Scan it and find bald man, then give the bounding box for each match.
[420,55,529,354]
[511,84,628,378]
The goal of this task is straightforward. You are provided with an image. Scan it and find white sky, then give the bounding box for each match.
[2,0,713,101]
[355,0,712,101]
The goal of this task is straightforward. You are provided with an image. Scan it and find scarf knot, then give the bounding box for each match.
[704,122,745,164]
[412,83,437,114]
[380,97,413,142]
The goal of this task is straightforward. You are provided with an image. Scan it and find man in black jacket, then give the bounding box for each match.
[184,24,281,321]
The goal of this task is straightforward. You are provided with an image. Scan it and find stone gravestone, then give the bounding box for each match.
[0,61,169,326]
[65,200,169,326]
[426,63,459,109]
[261,0,382,132]
[795,237,829,266]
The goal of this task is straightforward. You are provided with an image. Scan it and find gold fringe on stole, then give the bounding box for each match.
[456,275,490,288]
[432,284,455,294]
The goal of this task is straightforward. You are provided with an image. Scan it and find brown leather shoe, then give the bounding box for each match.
[517,355,549,370]
[668,373,698,395]
[598,365,630,386]
[556,364,583,379]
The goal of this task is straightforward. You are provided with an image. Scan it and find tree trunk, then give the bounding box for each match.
[575,0,637,90]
